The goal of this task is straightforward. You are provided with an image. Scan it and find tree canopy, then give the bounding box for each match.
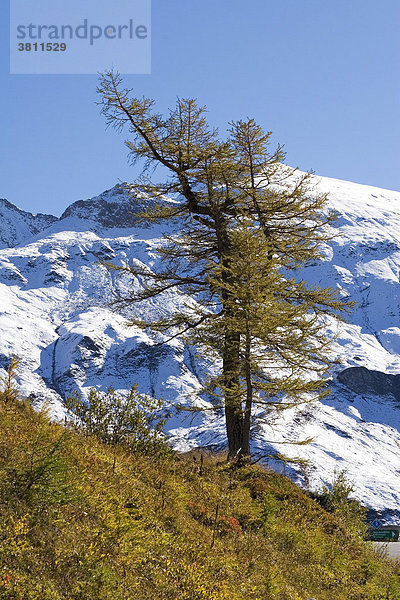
[98,70,352,460]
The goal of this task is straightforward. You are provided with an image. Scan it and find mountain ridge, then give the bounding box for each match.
[0,197,58,249]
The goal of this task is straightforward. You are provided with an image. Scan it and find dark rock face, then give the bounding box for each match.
[119,343,172,371]
[60,184,156,228]
[60,198,137,228]
[337,366,400,400]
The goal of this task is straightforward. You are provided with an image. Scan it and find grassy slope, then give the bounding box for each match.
[0,399,399,600]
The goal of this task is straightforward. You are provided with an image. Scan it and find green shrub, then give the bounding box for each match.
[65,385,171,457]
[0,357,19,407]
[312,470,367,538]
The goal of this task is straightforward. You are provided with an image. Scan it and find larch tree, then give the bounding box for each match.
[98,70,352,461]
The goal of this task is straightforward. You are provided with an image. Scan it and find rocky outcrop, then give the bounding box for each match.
[60,184,156,228]
[337,366,400,400]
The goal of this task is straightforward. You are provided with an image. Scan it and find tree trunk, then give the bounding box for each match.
[214,216,244,460]
[241,323,252,461]
[223,329,243,460]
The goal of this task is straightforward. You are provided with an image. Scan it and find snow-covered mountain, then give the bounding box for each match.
[0,198,57,249]
[1,175,400,521]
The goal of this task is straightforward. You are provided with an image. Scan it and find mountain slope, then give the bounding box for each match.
[0,176,400,519]
[0,198,57,249]
[3,398,398,600]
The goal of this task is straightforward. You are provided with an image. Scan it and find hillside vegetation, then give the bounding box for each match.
[0,381,399,599]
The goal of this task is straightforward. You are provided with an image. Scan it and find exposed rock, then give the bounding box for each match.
[60,184,156,228]
[337,366,400,400]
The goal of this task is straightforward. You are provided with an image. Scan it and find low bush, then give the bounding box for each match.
[65,385,171,457]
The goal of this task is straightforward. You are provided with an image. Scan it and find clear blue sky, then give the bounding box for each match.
[1,0,399,216]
